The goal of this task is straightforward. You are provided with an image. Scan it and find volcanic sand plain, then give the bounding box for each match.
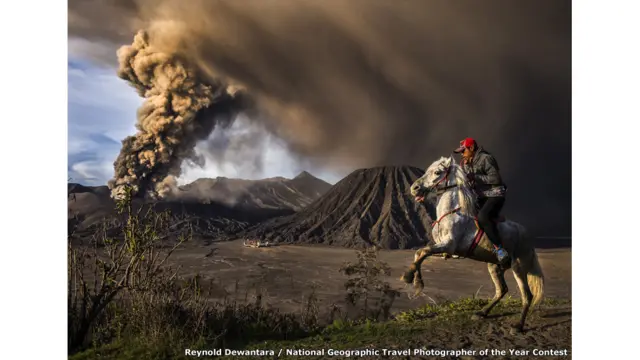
[172,241,571,316]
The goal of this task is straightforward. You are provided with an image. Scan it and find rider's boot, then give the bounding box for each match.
[484,220,510,266]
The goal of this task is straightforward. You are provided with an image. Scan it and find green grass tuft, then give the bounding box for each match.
[69,297,571,360]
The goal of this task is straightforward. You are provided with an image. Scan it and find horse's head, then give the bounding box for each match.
[410,156,455,203]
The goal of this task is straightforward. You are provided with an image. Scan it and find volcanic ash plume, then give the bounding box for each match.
[71,0,571,234]
[108,30,247,199]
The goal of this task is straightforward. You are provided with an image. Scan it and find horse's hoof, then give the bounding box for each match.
[401,272,415,284]
[510,324,524,335]
[471,311,486,321]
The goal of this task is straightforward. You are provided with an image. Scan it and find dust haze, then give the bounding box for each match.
[69,0,571,235]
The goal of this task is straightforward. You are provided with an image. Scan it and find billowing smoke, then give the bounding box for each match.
[69,0,571,235]
[108,30,250,199]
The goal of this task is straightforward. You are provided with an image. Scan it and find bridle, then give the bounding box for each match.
[426,164,462,228]
[427,164,459,195]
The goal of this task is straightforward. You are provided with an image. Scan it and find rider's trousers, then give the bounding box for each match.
[477,196,505,248]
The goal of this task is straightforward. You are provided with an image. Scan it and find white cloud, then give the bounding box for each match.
[69,160,113,185]
[67,137,96,156]
[68,67,139,111]
[68,59,140,142]
[68,37,120,67]
[67,58,140,184]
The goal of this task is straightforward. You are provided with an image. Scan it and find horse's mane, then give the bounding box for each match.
[428,157,478,216]
[449,162,478,216]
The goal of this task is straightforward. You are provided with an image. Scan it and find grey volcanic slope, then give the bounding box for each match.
[240,166,435,249]
[68,184,293,238]
[68,171,330,237]
[174,171,332,211]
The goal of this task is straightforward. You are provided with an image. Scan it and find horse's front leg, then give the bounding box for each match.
[401,240,455,290]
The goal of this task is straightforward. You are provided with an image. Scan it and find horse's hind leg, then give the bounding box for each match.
[472,263,508,320]
[511,266,534,334]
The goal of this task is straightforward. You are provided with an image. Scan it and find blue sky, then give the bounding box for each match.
[68,58,140,185]
[67,55,342,185]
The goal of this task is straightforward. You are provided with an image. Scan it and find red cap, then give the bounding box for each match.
[454,137,477,153]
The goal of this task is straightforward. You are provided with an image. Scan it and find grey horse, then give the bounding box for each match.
[402,156,544,334]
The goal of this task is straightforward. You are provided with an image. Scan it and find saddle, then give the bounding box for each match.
[467,214,506,256]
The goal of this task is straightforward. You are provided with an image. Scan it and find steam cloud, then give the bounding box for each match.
[69,0,571,235]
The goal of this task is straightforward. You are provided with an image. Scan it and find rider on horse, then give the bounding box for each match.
[454,137,510,265]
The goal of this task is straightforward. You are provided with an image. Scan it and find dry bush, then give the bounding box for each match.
[68,186,187,350]
[339,246,401,321]
[68,186,321,356]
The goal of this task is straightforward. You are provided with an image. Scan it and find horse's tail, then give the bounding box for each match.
[519,227,545,308]
[527,250,545,308]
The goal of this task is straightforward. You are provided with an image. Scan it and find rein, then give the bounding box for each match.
[431,207,461,228]
[429,164,461,227]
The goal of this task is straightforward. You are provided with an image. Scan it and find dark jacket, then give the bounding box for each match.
[461,148,506,198]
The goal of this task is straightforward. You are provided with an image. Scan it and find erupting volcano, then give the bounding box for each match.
[240,166,436,249]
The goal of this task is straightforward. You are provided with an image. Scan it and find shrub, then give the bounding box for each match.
[339,246,400,321]
[68,186,322,356]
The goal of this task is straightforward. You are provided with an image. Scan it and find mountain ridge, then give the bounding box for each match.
[173,171,332,211]
[68,172,332,235]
